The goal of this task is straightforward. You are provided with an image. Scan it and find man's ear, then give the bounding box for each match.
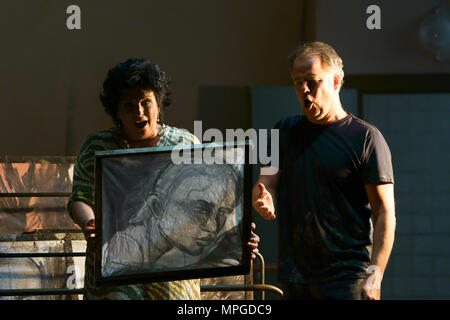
[333,73,342,91]
[129,193,162,224]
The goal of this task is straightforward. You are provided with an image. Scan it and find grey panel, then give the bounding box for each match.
[363,93,450,299]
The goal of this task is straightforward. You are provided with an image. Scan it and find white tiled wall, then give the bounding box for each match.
[363,93,450,299]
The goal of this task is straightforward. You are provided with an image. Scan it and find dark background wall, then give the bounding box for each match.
[1,0,447,156]
[0,0,305,156]
[0,0,449,300]
[315,0,450,74]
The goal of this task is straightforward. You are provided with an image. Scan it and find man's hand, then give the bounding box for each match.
[361,280,381,300]
[252,183,276,220]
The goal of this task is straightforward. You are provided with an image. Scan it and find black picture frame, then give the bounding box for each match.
[93,141,252,287]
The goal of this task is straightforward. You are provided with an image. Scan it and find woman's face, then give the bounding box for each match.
[116,88,160,146]
[158,171,237,256]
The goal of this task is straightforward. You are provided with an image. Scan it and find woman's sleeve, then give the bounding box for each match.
[67,135,97,216]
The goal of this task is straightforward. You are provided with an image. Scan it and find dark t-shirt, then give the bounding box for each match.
[272,113,394,284]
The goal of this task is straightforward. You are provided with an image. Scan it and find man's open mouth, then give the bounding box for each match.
[304,100,313,110]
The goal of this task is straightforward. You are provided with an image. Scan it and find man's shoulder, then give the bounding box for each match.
[274,115,303,129]
[347,114,383,137]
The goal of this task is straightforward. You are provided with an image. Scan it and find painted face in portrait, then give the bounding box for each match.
[157,166,238,256]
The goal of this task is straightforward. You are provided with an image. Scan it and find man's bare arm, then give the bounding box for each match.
[362,182,396,300]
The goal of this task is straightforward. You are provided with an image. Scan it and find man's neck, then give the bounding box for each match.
[324,107,348,123]
[306,102,348,125]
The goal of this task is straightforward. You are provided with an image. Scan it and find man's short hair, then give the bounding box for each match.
[288,41,345,88]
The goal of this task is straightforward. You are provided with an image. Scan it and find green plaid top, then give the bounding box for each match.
[69,124,201,300]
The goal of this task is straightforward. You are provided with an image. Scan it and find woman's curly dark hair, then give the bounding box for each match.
[99,58,171,126]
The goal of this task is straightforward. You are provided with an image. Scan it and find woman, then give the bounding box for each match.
[68,58,259,300]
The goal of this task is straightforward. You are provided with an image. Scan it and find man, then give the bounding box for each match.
[252,41,396,300]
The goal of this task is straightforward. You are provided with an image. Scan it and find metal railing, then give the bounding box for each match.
[0,192,72,198]
[0,190,85,298]
[0,191,283,299]
[0,250,86,298]
[200,252,283,299]
[0,251,283,299]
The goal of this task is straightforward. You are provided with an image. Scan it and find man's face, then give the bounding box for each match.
[116,88,160,144]
[158,170,236,256]
[291,56,339,124]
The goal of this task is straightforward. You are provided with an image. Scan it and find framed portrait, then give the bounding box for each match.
[93,141,252,287]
